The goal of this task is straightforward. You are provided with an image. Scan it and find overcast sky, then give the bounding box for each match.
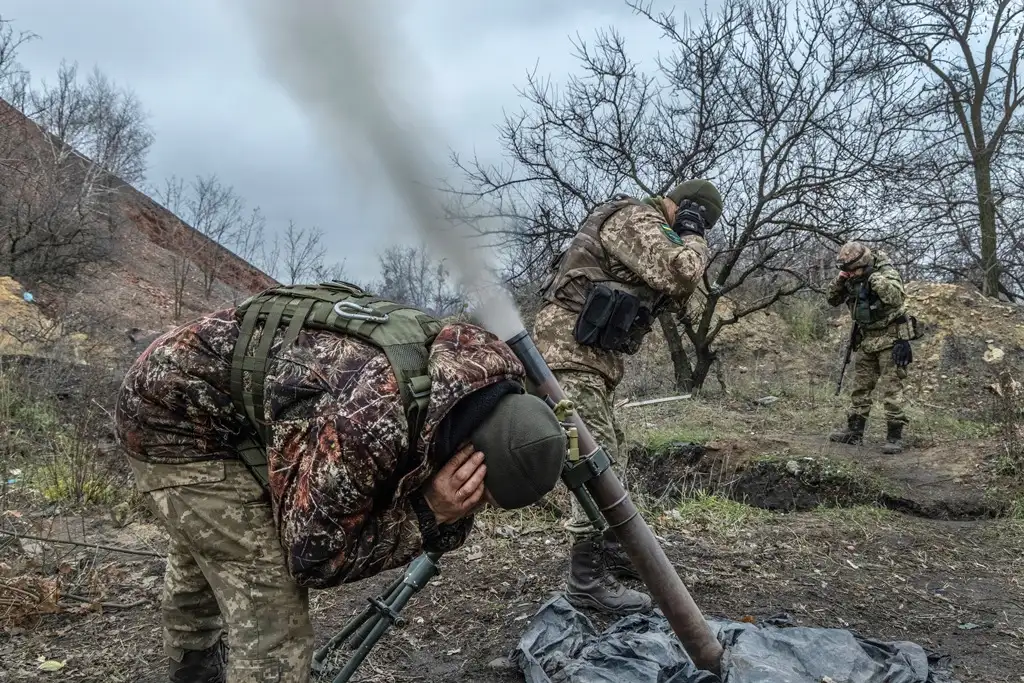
[2,0,674,282]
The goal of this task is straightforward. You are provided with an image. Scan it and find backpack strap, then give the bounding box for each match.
[383,342,433,459]
[237,434,271,492]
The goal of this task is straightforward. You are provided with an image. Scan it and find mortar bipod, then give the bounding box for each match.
[311,552,442,682]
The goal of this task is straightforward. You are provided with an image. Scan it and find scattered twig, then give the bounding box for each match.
[0,583,39,600]
[90,397,116,423]
[621,394,693,408]
[0,528,166,558]
[63,593,148,609]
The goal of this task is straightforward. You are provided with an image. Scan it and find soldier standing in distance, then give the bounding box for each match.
[827,241,915,454]
[532,180,720,614]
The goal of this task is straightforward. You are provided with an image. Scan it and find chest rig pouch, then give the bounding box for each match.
[573,283,660,355]
[853,281,885,326]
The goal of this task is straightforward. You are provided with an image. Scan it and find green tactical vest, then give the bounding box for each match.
[230,281,443,492]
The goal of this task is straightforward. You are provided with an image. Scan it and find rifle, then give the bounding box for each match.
[835,321,858,396]
[314,329,723,681]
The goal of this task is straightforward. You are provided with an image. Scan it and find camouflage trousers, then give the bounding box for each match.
[129,457,315,682]
[553,369,627,540]
[849,347,908,425]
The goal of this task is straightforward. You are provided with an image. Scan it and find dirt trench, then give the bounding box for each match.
[627,436,1017,520]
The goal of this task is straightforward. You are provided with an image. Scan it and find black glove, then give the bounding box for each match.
[672,200,709,239]
[892,339,912,367]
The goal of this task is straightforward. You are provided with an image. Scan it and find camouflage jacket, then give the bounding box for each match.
[534,201,709,387]
[115,312,525,589]
[826,250,910,353]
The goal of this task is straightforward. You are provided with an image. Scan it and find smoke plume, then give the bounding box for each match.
[235,0,525,340]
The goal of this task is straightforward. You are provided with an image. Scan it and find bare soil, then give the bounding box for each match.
[2,392,1023,682]
[2,511,1021,682]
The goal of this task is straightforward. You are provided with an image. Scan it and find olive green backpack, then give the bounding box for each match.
[230,281,442,491]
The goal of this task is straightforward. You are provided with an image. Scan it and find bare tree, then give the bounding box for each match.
[256,228,282,282]
[370,245,466,317]
[281,221,323,285]
[154,177,194,320]
[0,16,33,107]
[230,206,268,267]
[996,136,1024,296]
[154,174,278,315]
[28,61,154,186]
[310,258,349,282]
[189,175,257,297]
[262,221,347,285]
[851,0,1024,299]
[0,104,123,281]
[455,0,915,390]
[0,25,153,284]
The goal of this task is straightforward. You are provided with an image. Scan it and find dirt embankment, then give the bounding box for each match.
[628,428,1020,522]
[625,281,1024,408]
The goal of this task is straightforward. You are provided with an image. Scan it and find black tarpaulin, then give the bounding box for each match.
[514,597,960,683]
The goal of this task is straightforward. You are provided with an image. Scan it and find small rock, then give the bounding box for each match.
[755,395,779,406]
[738,366,749,373]
[111,502,131,528]
[983,345,1005,364]
[786,460,801,476]
[488,657,514,671]
[18,539,45,558]
[734,559,755,570]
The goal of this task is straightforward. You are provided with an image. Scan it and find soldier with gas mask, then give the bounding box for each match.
[827,241,917,454]
[533,180,720,615]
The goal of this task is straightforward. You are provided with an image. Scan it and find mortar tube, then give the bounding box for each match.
[504,330,724,674]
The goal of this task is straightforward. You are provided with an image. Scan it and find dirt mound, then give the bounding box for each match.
[714,302,791,356]
[0,277,88,363]
[716,282,1023,410]
[902,282,1024,401]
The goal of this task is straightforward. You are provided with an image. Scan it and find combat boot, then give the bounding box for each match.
[601,528,640,581]
[881,422,904,454]
[168,639,227,683]
[566,536,652,615]
[829,414,866,445]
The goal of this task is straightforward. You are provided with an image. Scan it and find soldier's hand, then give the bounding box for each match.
[423,443,487,525]
[892,339,912,367]
[838,270,852,280]
[672,200,709,239]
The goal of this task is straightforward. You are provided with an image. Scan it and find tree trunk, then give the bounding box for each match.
[658,313,693,392]
[973,154,1000,298]
[691,345,716,391]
